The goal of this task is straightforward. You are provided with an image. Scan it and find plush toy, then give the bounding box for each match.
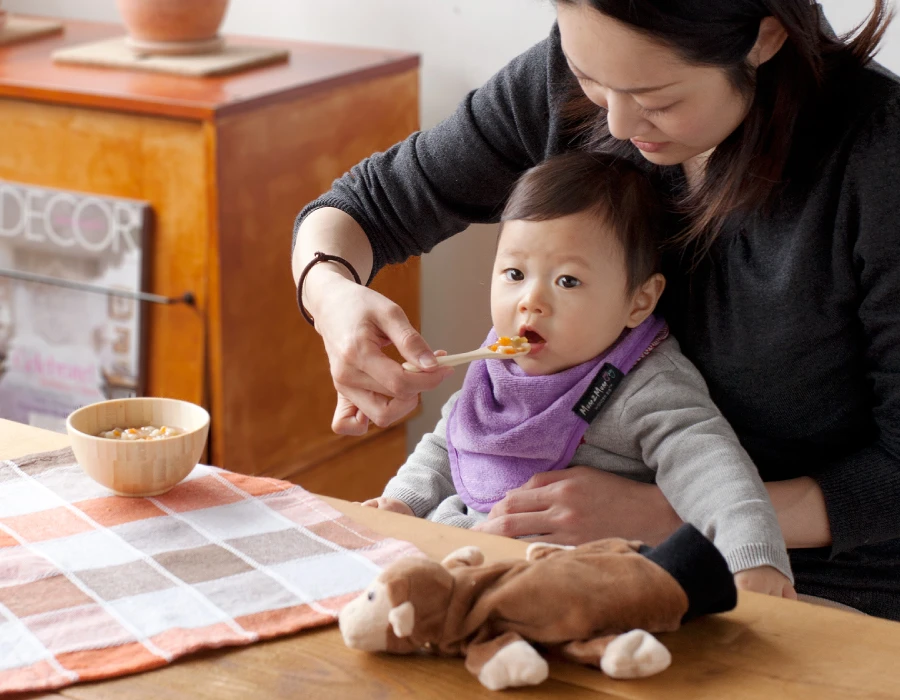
[339,524,737,691]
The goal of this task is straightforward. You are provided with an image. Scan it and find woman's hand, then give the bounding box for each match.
[472,467,681,546]
[315,274,453,434]
[294,208,453,435]
[734,566,798,599]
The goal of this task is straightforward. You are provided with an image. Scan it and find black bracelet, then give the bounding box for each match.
[296,251,362,327]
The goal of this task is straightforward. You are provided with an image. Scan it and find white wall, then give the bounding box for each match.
[6,0,900,454]
[820,0,900,68]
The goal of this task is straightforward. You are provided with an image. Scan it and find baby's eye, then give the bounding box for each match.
[557,275,581,289]
[367,590,376,601]
[503,268,524,282]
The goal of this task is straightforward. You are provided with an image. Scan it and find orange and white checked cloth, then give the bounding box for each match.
[0,448,424,694]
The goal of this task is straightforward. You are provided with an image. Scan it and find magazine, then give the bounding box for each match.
[0,180,150,433]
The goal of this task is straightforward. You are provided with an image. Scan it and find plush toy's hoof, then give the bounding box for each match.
[600,629,671,679]
[441,546,485,568]
[478,640,549,690]
[525,541,575,561]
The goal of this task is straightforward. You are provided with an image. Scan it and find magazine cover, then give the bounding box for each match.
[0,180,151,433]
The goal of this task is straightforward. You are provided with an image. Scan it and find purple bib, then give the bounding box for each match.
[446,315,668,513]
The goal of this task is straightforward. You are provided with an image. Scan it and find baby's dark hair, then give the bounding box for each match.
[500,151,666,294]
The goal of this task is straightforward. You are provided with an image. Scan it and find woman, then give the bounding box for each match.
[291,1,900,619]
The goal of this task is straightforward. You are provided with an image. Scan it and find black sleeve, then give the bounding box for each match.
[291,25,572,278]
[814,93,900,554]
[640,524,737,623]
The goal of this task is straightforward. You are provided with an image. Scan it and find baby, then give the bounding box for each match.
[364,150,794,597]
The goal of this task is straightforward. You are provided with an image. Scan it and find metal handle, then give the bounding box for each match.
[0,267,195,306]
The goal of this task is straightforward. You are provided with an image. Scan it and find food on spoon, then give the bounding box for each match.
[488,336,530,355]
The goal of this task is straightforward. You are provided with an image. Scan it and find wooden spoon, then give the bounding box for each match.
[402,336,530,372]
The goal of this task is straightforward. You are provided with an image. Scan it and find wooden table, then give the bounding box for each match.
[2,419,899,700]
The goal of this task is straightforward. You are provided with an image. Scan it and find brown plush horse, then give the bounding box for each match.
[339,524,736,690]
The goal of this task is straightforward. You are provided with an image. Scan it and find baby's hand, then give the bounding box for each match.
[359,497,414,516]
[734,566,797,599]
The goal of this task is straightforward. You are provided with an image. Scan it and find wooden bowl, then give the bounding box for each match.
[67,397,210,497]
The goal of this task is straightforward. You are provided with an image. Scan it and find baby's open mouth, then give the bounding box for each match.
[521,330,545,345]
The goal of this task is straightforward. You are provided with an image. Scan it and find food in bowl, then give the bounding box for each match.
[67,397,210,497]
[98,425,184,440]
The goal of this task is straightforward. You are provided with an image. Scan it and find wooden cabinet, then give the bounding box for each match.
[0,20,420,497]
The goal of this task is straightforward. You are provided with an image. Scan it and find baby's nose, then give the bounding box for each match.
[519,293,546,315]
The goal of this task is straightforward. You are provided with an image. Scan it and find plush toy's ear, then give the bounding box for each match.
[385,574,409,607]
[388,601,415,638]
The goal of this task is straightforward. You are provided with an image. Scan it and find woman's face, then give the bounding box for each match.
[557,3,752,167]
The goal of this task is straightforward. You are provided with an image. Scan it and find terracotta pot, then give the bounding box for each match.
[115,0,229,44]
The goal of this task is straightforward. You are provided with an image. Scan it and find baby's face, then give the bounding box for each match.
[491,212,637,376]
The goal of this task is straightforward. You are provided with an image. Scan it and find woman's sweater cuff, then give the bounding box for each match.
[814,444,900,556]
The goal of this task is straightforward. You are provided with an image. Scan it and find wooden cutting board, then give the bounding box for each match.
[0,15,64,47]
[52,36,290,77]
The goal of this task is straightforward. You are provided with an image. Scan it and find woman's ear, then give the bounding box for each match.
[750,17,788,68]
[625,273,665,329]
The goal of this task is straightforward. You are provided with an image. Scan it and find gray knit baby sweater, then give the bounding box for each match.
[383,337,793,581]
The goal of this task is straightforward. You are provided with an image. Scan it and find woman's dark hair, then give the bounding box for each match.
[558,0,893,253]
[500,150,665,294]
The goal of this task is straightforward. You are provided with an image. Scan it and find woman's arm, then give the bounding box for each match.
[808,90,900,554]
[625,476,833,550]
[291,208,372,300]
[652,477,832,550]
[291,26,572,432]
[766,478,831,549]
[292,209,445,434]
[474,469,832,550]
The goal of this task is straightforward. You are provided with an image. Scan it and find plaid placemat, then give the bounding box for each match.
[0,447,423,694]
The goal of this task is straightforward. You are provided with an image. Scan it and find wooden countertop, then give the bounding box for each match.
[2,418,899,699]
[0,17,419,120]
